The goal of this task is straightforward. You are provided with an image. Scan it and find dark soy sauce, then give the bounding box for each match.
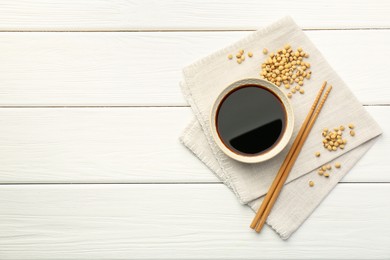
[216,85,286,156]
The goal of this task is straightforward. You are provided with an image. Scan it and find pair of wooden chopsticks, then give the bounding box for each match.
[250,81,332,233]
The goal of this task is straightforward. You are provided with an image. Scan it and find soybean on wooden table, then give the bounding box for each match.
[0,1,389,259]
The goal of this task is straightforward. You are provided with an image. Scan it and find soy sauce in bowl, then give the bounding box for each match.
[216,85,286,156]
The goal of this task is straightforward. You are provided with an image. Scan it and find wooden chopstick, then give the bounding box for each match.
[250,81,328,230]
[254,84,333,232]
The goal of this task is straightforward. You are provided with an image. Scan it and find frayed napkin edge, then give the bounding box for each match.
[179,117,237,194]
[182,16,296,78]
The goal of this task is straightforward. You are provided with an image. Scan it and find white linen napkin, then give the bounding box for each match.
[179,16,382,239]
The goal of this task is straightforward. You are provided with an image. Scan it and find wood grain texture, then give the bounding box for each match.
[0,106,386,183]
[0,0,389,30]
[0,183,389,259]
[0,1,388,258]
[1,30,389,106]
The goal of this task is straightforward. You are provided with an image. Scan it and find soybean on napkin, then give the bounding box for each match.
[179,17,382,239]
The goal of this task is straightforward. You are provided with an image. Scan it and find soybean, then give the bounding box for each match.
[260,44,311,97]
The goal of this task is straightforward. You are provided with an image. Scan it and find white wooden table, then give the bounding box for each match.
[0,1,389,259]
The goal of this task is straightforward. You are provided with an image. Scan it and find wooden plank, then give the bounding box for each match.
[0,106,387,183]
[0,0,389,30]
[0,183,388,259]
[0,30,389,106]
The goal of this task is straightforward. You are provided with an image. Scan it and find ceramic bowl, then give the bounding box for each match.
[210,78,294,163]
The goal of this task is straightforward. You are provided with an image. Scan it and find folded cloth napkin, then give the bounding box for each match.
[179,16,382,239]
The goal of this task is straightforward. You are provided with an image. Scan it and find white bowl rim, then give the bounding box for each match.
[209,78,294,164]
